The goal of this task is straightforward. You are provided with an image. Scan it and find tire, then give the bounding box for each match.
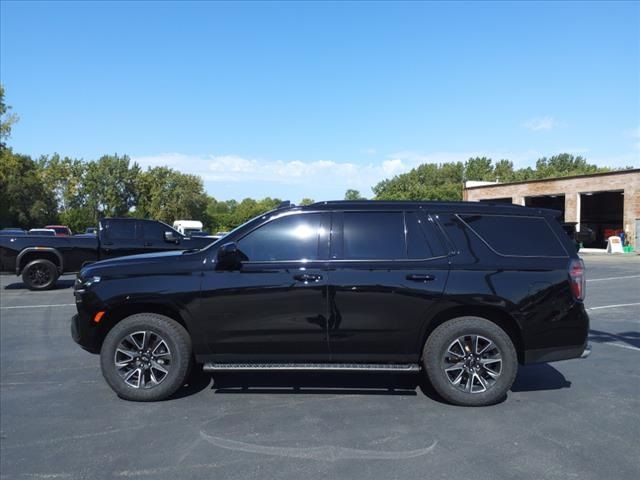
[21,259,59,290]
[422,316,518,406]
[100,313,192,402]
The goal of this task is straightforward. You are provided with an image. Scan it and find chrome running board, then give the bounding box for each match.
[202,363,420,373]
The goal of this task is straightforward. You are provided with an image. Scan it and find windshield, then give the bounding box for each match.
[200,210,279,252]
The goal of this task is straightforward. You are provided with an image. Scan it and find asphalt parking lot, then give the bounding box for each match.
[1,255,639,480]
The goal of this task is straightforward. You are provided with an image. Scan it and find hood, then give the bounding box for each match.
[181,236,216,249]
[80,250,194,278]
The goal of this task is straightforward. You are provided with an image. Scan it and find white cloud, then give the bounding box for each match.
[132,147,638,201]
[133,150,533,194]
[523,116,559,131]
[381,158,405,176]
[134,153,366,187]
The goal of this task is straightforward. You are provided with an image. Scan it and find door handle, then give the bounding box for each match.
[406,274,435,282]
[293,273,323,282]
[103,241,114,246]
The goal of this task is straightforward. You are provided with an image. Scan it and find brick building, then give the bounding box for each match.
[463,169,640,249]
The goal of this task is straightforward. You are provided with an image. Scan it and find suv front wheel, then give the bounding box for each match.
[423,317,518,406]
[100,313,192,401]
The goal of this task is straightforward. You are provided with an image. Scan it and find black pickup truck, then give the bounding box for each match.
[0,218,214,290]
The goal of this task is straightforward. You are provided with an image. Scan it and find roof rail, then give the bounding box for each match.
[277,201,294,209]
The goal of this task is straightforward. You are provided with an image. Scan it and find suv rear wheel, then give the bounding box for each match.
[100,313,192,401]
[423,317,518,406]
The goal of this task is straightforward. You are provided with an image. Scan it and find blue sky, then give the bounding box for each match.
[1,1,639,201]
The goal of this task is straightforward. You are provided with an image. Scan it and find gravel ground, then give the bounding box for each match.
[1,254,638,480]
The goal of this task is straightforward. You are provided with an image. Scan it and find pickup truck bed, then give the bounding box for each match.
[0,217,214,290]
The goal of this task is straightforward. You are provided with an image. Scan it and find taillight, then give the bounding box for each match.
[569,259,586,301]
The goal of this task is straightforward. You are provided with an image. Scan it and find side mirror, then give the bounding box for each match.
[164,231,180,244]
[216,242,243,270]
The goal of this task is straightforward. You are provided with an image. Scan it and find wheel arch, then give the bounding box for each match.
[96,302,190,350]
[17,248,64,274]
[421,305,525,364]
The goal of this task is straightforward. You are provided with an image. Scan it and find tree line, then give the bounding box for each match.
[372,155,612,200]
[0,149,296,233]
[0,85,626,233]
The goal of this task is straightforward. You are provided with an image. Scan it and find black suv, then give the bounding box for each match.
[72,201,590,406]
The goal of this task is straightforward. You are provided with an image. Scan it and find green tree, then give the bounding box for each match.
[373,162,464,200]
[464,157,494,182]
[0,149,58,228]
[512,166,537,182]
[232,197,281,225]
[38,154,88,212]
[0,85,19,150]
[84,154,141,221]
[493,159,516,182]
[136,166,209,224]
[205,197,234,233]
[59,207,96,233]
[299,197,315,206]
[344,189,365,200]
[205,196,282,233]
[372,153,612,202]
[534,154,606,179]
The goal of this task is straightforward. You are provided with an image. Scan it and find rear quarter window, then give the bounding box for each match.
[405,212,447,258]
[459,214,567,257]
[103,220,138,241]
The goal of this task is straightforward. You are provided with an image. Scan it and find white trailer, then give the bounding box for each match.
[172,220,204,236]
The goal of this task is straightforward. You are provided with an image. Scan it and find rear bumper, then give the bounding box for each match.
[522,300,590,364]
[524,340,591,364]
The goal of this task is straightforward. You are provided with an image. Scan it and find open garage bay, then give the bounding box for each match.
[580,191,625,248]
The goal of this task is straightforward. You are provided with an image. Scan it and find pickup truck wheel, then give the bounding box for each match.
[21,259,59,290]
[100,313,192,402]
[422,317,518,407]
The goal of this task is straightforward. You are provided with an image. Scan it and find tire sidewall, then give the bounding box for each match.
[100,314,191,402]
[22,259,58,290]
[423,317,518,406]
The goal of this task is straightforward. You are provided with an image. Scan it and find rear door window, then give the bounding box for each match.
[342,212,405,260]
[459,214,567,257]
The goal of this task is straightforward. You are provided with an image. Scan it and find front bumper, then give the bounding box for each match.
[70,313,102,354]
